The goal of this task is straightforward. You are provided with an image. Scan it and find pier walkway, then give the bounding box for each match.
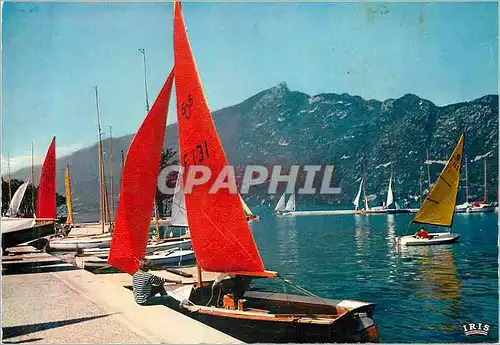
[2,246,241,344]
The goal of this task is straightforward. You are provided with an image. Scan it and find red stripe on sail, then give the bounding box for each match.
[174,2,265,273]
[107,70,175,275]
[36,137,56,219]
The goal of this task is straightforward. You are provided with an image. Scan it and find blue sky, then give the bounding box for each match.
[2,1,498,173]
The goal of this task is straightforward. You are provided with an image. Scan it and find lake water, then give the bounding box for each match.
[247,206,498,343]
[78,206,498,343]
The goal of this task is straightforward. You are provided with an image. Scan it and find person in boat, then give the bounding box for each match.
[414,227,430,239]
[132,258,182,306]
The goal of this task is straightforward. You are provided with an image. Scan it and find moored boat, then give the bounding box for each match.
[106,4,379,342]
[2,137,57,250]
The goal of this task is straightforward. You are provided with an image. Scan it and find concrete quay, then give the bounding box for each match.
[2,246,241,344]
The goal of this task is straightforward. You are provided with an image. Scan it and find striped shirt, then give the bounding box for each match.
[132,270,166,305]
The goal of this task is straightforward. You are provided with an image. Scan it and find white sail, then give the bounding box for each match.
[170,173,188,227]
[395,201,401,210]
[6,181,30,217]
[386,175,394,207]
[353,179,363,209]
[274,193,286,212]
[284,193,296,212]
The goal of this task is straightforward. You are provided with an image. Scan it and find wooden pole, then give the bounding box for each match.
[31,142,35,216]
[95,86,105,234]
[139,48,160,242]
[7,150,12,203]
[419,168,423,207]
[109,126,114,223]
[362,165,368,210]
[464,155,469,202]
[484,159,487,202]
[196,265,203,288]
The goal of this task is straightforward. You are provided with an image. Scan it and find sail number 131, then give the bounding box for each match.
[183,140,210,168]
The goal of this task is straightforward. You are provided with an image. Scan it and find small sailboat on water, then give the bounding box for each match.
[396,132,464,246]
[273,192,296,216]
[240,195,260,221]
[353,170,386,214]
[109,3,379,342]
[385,171,411,214]
[455,157,496,213]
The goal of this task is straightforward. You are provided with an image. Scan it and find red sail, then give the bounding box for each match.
[174,2,265,273]
[36,137,56,219]
[107,70,174,275]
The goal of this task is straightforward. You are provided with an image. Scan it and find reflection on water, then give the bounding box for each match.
[274,215,299,277]
[250,207,498,343]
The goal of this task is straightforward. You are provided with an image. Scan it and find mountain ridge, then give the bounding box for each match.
[13,84,498,213]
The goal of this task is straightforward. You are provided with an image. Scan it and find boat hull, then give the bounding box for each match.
[386,209,411,214]
[83,238,192,257]
[145,249,195,265]
[354,209,387,215]
[164,283,378,343]
[181,307,378,343]
[2,221,54,250]
[397,232,460,246]
[48,236,112,251]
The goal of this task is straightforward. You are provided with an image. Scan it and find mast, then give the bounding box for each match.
[109,125,114,223]
[464,155,469,202]
[483,159,487,203]
[362,165,369,210]
[31,142,35,216]
[7,150,12,203]
[419,168,423,207]
[95,86,105,234]
[139,47,160,241]
[426,149,432,188]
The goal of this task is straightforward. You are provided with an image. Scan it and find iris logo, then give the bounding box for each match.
[462,322,490,336]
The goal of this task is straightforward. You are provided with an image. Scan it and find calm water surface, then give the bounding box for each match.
[248,206,498,343]
[78,207,498,342]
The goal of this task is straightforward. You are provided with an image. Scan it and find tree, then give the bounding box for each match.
[1,178,66,217]
[155,148,179,218]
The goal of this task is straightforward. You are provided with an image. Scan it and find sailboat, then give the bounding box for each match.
[48,164,113,251]
[5,180,30,217]
[160,3,378,342]
[2,137,57,250]
[455,157,496,213]
[385,172,411,214]
[396,133,464,246]
[274,192,296,216]
[240,195,260,221]
[354,171,386,214]
[273,192,286,215]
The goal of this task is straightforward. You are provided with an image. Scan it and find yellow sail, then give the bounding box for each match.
[65,165,74,225]
[239,195,255,216]
[413,133,464,227]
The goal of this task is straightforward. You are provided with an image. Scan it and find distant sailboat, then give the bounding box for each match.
[353,178,363,211]
[385,172,411,214]
[455,157,496,213]
[240,195,260,221]
[354,170,386,214]
[396,132,464,246]
[274,192,296,216]
[161,3,379,342]
[273,192,287,215]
